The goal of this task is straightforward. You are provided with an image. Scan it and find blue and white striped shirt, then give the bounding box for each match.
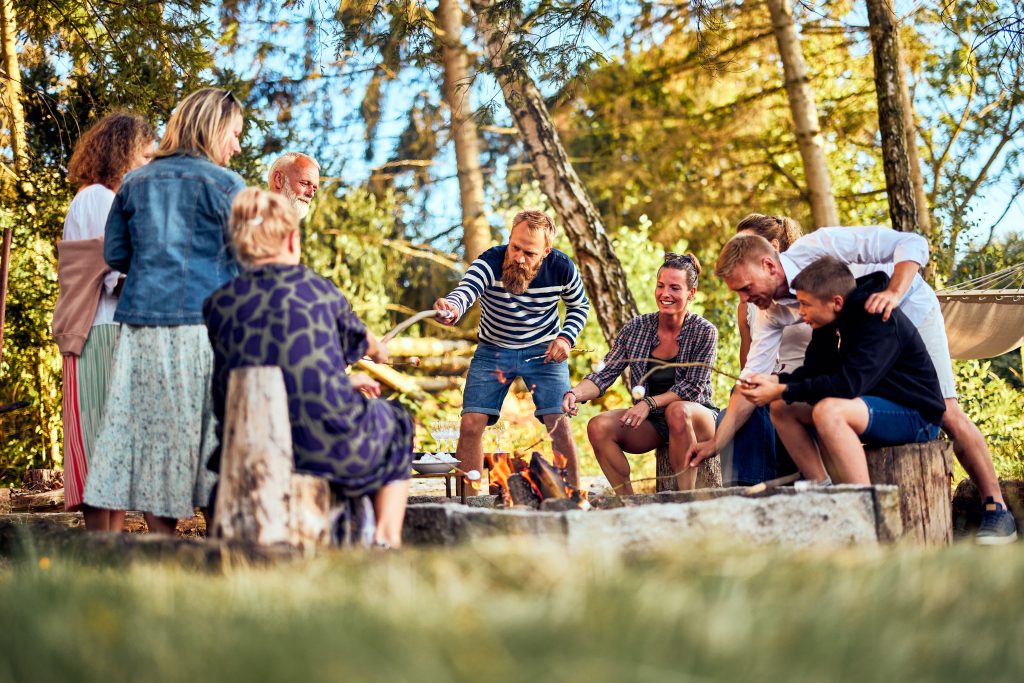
[444,246,590,349]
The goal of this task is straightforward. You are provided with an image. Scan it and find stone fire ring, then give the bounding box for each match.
[403,485,903,550]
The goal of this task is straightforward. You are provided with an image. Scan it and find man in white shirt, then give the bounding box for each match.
[267,152,320,219]
[689,226,1015,544]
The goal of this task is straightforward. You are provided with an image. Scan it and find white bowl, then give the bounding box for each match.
[412,459,460,475]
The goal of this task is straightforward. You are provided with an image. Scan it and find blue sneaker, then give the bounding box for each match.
[975,497,1018,546]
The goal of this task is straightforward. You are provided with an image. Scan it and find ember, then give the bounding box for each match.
[485,451,590,510]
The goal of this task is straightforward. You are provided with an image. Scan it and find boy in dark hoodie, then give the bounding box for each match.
[738,256,946,486]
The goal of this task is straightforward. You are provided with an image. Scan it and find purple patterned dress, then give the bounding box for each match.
[203,263,412,496]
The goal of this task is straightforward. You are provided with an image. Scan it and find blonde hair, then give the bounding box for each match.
[229,187,299,268]
[156,88,243,164]
[735,213,803,251]
[715,233,776,278]
[512,209,558,247]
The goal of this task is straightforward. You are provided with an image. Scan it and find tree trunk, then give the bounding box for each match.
[438,0,491,262]
[655,445,722,492]
[866,440,953,545]
[897,48,936,280]
[0,0,27,181]
[469,0,639,343]
[765,0,839,228]
[213,366,330,551]
[865,0,917,233]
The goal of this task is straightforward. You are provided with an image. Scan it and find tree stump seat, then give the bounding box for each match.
[865,440,953,545]
[654,445,722,492]
[213,366,331,551]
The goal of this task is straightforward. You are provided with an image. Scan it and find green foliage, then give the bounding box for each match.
[953,359,1024,480]
[1,542,1023,681]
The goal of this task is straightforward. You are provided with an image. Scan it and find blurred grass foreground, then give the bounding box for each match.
[0,539,1022,682]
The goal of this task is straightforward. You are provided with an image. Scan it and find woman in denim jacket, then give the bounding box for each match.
[84,88,246,534]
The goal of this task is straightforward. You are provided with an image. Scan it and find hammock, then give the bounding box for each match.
[936,262,1024,360]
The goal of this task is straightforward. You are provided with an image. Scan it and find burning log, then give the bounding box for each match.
[507,473,541,508]
[528,452,568,500]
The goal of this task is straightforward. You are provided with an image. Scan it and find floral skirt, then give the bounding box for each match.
[84,325,218,519]
[62,324,119,511]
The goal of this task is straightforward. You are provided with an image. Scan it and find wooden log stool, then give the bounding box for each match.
[866,440,953,545]
[213,366,331,552]
[655,445,722,493]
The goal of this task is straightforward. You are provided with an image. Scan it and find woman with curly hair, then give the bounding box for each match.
[52,112,156,530]
[83,88,246,534]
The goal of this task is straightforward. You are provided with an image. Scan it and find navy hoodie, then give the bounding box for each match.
[779,271,946,426]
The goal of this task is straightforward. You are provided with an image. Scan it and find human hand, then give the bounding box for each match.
[350,373,381,398]
[433,299,459,326]
[685,439,718,468]
[619,402,650,430]
[544,337,571,363]
[864,289,901,322]
[737,373,782,406]
[562,390,579,416]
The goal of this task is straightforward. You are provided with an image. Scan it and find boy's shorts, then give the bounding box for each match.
[859,395,941,446]
[462,342,570,425]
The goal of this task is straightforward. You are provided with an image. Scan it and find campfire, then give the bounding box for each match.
[485,451,591,510]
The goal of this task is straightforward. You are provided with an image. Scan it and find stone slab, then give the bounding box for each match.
[403,485,903,549]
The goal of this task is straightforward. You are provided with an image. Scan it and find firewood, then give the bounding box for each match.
[11,488,64,512]
[0,487,11,514]
[528,452,568,500]
[507,473,540,508]
[385,337,471,357]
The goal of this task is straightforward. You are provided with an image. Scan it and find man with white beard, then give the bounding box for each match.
[433,210,590,494]
[267,152,319,219]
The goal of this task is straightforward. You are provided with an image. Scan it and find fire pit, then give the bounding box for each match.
[403,484,905,550]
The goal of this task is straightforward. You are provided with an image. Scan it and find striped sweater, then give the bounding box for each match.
[444,246,590,349]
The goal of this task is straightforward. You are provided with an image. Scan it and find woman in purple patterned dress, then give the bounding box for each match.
[203,187,412,547]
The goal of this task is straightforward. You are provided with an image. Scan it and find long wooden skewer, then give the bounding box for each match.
[742,472,801,495]
[380,309,453,344]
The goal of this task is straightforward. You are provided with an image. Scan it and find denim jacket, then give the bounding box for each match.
[105,153,245,325]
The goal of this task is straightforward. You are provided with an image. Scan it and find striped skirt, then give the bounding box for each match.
[83,325,218,519]
[62,324,120,511]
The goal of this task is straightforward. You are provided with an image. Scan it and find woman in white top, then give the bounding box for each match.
[722,213,810,484]
[57,112,155,531]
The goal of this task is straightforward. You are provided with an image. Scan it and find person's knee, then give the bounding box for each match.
[665,402,692,433]
[459,413,489,438]
[811,398,846,430]
[587,415,610,442]
[769,398,793,421]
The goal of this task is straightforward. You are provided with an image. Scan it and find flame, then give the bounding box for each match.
[486,452,512,489]
[494,369,509,385]
[552,451,568,469]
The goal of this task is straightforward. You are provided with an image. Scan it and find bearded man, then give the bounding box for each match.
[433,210,590,493]
[267,152,319,219]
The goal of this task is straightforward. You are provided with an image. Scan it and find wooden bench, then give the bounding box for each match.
[866,440,953,545]
[655,445,722,492]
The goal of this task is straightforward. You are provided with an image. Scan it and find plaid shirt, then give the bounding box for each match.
[584,312,717,408]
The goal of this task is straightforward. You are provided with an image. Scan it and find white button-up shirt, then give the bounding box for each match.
[743,226,940,375]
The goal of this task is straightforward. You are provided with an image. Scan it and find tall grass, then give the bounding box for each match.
[1,539,1022,682]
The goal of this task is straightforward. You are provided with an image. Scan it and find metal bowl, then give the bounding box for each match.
[411,458,460,475]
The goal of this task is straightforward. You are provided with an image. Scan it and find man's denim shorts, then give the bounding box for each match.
[462,342,570,424]
[860,395,941,446]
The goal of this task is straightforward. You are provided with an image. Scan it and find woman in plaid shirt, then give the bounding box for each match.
[562,253,718,494]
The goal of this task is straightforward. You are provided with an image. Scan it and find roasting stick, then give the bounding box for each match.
[742,472,802,495]
[380,309,453,344]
